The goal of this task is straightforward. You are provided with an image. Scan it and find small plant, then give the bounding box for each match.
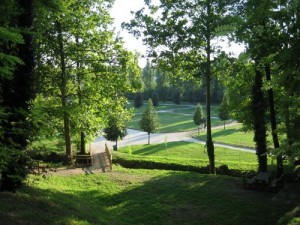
[128,146,132,155]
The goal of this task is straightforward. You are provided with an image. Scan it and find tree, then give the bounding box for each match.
[172,88,181,105]
[103,114,128,151]
[0,0,35,191]
[134,92,144,108]
[219,93,230,129]
[124,0,235,174]
[193,103,204,135]
[142,59,156,98]
[33,0,140,162]
[139,99,160,144]
[151,91,159,107]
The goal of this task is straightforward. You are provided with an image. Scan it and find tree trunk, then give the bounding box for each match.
[76,36,86,155]
[223,121,225,129]
[116,139,118,151]
[205,0,215,174]
[252,67,267,172]
[57,21,72,164]
[2,0,34,148]
[265,65,282,177]
[80,131,85,154]
[148,132,150,145]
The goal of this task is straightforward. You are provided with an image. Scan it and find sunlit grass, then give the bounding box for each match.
[195,123,255,148]
[127,103,223,133]
[0,166,297,225]
[118,142,258,171]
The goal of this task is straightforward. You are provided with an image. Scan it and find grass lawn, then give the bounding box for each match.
[195,123,256,148]
[127,103,223,133]
[117,142,258,171]
[0,166,299,225]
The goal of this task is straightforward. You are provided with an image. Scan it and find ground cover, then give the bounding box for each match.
[0,166,298,225]
[195,123,256,148]
[127,103,223,133]
[117,142,258,171]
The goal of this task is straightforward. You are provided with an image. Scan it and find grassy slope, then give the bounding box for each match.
[0,167,299,225]
[195,124,255,148]
[117,142,258,171]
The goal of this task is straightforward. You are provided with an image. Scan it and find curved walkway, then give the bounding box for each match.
[92,128,255,154]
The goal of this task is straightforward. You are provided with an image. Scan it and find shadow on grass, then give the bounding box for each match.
[211,127,242,138]
[0,172,298,225]
[132,142,194,156]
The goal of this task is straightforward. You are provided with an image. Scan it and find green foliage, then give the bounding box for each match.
[32,0,141,155]
[219,93,230,125]
[134,92,143,108]
[193,103,204,126]
[139,99,160,144]
[151,91,159,107]
[103,110,129,149]
[172,88,181,105]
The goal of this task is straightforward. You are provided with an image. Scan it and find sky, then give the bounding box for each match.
[110,0,147,66]
[110,0,245,68]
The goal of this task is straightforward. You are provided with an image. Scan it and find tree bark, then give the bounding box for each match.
[205,0,215,174]
[57,21,72,164]
[148,133,150,145]
[1,0,34,148]
[252,67,267,172]
[265,64,283,177]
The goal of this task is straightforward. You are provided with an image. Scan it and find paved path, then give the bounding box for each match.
[92,128,255,154]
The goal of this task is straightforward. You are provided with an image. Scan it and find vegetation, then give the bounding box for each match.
[103,112,128,151]
[117,142,258,172]
[0,167,299,225]
[193,103,205,134]
[196,124,255,149]
[139,99,160,144]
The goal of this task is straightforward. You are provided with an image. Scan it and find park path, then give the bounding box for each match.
[92,126,255,154]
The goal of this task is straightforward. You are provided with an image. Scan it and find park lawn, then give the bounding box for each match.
[117,142,258,171]
[127,111,224,133]
[0,166,298,225]
[195,123,256,148]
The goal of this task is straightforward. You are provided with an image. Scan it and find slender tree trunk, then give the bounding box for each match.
[116,139,118,151]
[57,22,72,164]
[265,65,283,177]
[76,37,86,155]
[252,67,267,172]
[148,133,150,145]
[205,0,215,174]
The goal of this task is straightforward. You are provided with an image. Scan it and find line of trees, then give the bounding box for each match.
[0,0,141,191]
[128,60,225,106]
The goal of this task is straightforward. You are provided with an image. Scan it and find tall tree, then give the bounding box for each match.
[124,0,234,174]
[139,99,160,144]
[33,0,140,162]
[0,0,36,191]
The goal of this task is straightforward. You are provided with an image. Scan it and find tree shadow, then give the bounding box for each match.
[0,172,298,225]
[132,142,195,156]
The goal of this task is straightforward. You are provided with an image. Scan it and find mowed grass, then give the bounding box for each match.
[196,123,256,148]
[118,142,258,171]
[127,103,223,133]
[0,166,299,225]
